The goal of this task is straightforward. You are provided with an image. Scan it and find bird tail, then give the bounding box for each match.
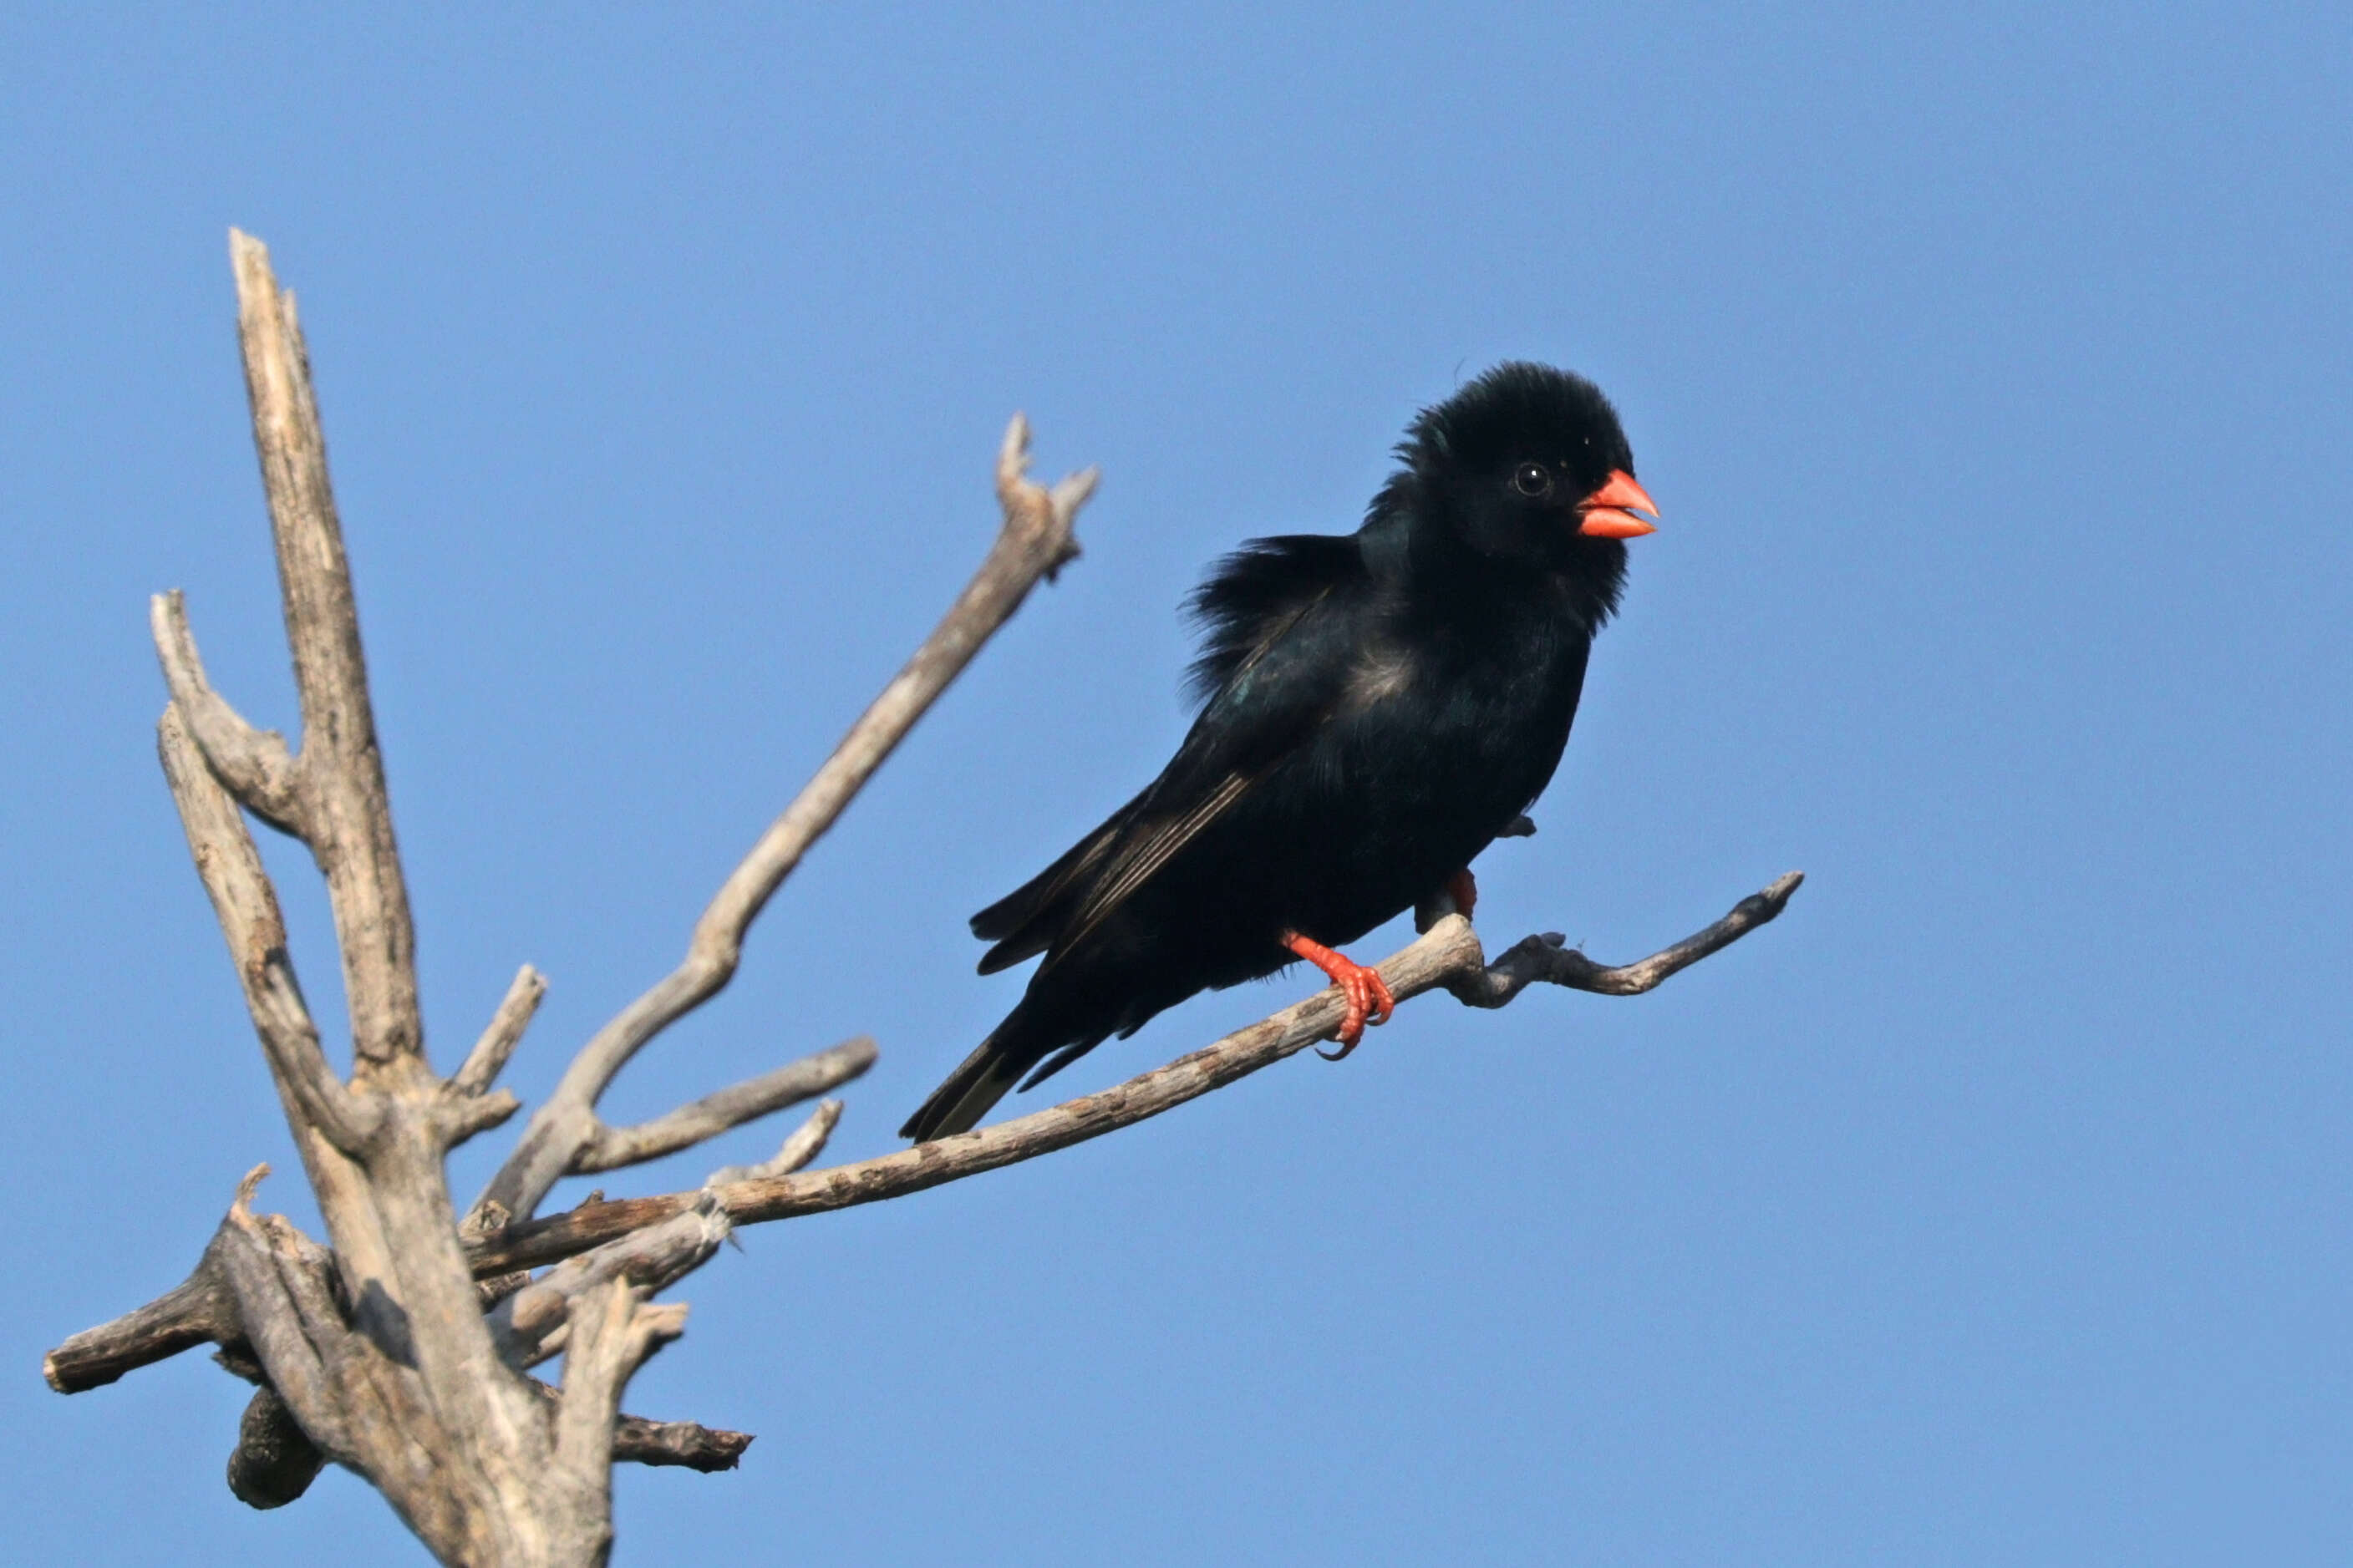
[900,992,1087,1143]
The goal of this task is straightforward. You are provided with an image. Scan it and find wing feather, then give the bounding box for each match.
[972,531,1369,974]
[1039,770,1253,972]
[971,788,1146,969]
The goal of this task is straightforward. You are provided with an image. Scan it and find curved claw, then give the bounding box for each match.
[1283,931,1396,1061]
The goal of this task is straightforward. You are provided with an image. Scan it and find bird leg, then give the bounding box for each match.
[1445,868,1478,920]
[1282,931,1396,1061]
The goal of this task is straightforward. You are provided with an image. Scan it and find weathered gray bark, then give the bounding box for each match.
[46,232,1799,1565]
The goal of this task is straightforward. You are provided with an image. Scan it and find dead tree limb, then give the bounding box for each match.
[46,231,910,1566]
[473,418,1096,1229]
[461,875,1802,1276]
[567,1038,877,1176]
[455,966,547,1097]
[48,868,1797,1408]
[704,1097,845,1186]
[46,230,1797,1567]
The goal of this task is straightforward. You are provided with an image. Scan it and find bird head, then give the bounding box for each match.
[1391,363,1659,588]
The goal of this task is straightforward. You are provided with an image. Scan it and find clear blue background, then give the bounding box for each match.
[6,5,2348,1563]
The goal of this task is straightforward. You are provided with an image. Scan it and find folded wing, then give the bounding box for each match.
[970,534,1367,976]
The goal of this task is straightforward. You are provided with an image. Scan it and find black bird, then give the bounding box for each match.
[901,363,1658,1141]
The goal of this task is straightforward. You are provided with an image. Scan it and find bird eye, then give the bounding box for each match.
[1512,463,1552,498]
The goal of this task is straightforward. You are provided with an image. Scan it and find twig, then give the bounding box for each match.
[477,417,1097,1224]
[705,1098,843,1185]
[453,966,546,1096]
[1450,872,1805,1003]
[150,590,308,835]
[467,875,1802,1276]
[520,1378,756,1471]
[570,1038,876,1175]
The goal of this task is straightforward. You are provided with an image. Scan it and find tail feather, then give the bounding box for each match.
[1018,1038,1097,1093]
[897,1038,1029,1143]
[901,993,1101,1142]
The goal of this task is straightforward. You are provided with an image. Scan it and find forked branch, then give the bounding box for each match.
[1450,871,1805,1003]
[150,589,308,834]
[475,417,1098,1225]
[54,872,1801,1403]
[155,707,378,1159]
[705,1098,844,1185]
[61,231,753,1565]
[569,1038,877,1175]
[228,230,424,1068]
[465,874,1803,1277]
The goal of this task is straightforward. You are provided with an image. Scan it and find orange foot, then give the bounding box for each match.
[1283,931,1396,1061]
[1445,868,1478,920]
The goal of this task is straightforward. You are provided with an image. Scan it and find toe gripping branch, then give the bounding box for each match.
[1282,931,1397,1061]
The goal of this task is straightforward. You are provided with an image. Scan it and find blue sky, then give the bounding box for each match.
[5,4,2348,1563]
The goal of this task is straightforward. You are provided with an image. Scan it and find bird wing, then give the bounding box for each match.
[968,785,1146,964]
[971,534,1366,975]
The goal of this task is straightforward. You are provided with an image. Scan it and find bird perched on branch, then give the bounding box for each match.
[901,362,1658,1141]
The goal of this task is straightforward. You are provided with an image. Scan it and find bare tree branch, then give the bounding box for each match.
[567,1037,875,1175]
[152,232,692,1562]
[44,1237,239,1394]
[466,875,1802,1276]
[156,708,379,1157]
[454,965,546,1097]
[526,1376,757,1471]
[229,229,424,1068]
[64,871,1800,1403]
[440,1088,524,1149]
[217,1371,754,1510]
[150,589,309,834]
[477,419,1098,1225]
[706,1097,843,1186]
[544,1281,691,1564]
[214,240,568,1555]
[56,234,1121,1565]
[609,1410,754,1472]
[1449,871,1806,1004]
[211,1171,356,1463]
[487,1195,730,1371]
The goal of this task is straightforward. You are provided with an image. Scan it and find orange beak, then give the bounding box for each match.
[1576,470,1660,538]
